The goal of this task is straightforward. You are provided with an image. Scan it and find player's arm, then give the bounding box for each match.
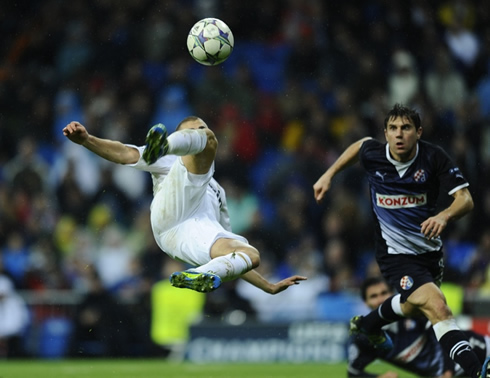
[347,340,399,378]
[239,270,306,295]
[63,121,139,165]
[420,187,473,240]
[313,137,372,204]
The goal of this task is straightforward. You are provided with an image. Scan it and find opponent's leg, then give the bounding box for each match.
[434,319,481,378]
[349,294,405,351]
[482,356,490,378]
[407,284,482,378]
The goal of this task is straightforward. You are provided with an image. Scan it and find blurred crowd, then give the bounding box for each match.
[1,0,490,354]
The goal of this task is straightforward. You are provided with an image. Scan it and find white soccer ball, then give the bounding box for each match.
[187,18,234,66]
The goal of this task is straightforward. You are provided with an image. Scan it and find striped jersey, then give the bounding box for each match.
[347,318,490,377]
[359,139,469,256]
[347,318,446,377]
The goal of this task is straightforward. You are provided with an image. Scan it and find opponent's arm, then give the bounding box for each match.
[239,269,306,295]
[420,187,473,240]
[313,137,372,204]
[349,372,399,378]
[347,338,399,378]
[63,121,139,164]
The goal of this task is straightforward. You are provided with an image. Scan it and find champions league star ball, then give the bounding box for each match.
[187,18,234,66]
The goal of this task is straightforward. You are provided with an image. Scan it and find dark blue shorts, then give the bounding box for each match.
[376,251,444,303]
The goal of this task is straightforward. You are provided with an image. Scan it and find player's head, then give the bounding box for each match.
[176,116,208,131]
[383,103,421,130]
[360,276,394,310]
[383,103,423,162]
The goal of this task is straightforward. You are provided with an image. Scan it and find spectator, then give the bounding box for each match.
[150,259,205,359]
[0,274,30,358]
[0,1,488,343]
[2,232,30,288]
[387,49,420,106]
[70,266,137,357]
[424,47,467,114]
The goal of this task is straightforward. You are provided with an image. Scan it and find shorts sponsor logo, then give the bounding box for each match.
[400,276,414,290]
[376,193,427,208]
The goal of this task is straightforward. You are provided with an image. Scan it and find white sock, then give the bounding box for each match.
[391,294,405,317]
[194,252,253,282]
[433,318,460,341]
[167,129,207,156]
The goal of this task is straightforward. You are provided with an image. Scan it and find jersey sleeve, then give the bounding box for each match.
[347,337,379,377]
[432,145,469,195]
[359,139,381,171]
[123,144,175,174]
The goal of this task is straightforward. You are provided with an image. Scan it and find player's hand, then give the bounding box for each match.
[378,371,398,378]
[420,214,448,240]
[269,275,307,295]
[440,369,454,378]
[313,173,332,204]
[63,121,89,145]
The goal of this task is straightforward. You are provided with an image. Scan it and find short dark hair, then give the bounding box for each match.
[176,116,200,130]
[360,276,389,301]
[383,103,421,130]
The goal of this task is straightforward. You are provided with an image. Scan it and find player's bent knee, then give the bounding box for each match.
[204,129,218,152]
[242,248,260,268]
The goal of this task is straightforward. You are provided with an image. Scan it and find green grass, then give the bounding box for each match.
[0,359,418,378]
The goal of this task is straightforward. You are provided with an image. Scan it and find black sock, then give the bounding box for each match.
[361,295,405,332]
[466,331,487,362]
[439,330,480,378]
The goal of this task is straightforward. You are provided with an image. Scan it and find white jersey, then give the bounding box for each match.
[125,145,248,266]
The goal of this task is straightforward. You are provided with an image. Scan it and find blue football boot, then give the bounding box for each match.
[170,270,222,293]
[350,315,394,352]
[143,123,168,164]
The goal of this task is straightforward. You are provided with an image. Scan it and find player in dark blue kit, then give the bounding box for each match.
[348,277,490,377]
[313,104,490,378]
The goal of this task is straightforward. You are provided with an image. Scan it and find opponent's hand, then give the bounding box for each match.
[63,121,89,145]
[378,371,399,378]
[313,174,332,204]
[270,275,307,295]
[420,214,448,240]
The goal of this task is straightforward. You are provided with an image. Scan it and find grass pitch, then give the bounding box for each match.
[1,359,418,378]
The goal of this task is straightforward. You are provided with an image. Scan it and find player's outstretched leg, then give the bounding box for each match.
[143,123,169,164]
[170,270,222,293]
[482,356,490,378]
[350,315,393,352]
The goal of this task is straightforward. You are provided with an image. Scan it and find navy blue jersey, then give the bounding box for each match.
[347,317,446,377]
[359,139,469,257]
[347,318,489,377]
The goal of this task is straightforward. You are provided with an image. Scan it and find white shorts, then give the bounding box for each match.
[150,158,247,267]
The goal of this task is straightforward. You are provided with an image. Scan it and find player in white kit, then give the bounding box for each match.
[63,116,306,294]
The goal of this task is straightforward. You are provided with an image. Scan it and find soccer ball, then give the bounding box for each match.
[187,18,234,66]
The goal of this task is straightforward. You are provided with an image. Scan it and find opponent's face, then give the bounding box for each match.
[179,118,209,131]
[384,116,422,162]
[365,282,392,310]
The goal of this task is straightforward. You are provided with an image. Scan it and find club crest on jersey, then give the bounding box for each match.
[413,169,426,182]
[376,193,427,208]
[400,276,414,290]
